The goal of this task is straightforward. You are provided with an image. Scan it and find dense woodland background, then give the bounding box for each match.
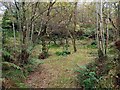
[1,0,120,88]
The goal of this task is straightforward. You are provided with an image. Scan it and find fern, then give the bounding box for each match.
[2,62,21,70]
[76,64,98,88]
[3,50,11,57]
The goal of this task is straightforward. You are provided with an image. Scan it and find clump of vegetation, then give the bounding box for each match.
[76,56,116,88]
[2,52,43,88]
[38,52,47,59]
[38,52,50,59]
[87,41,97,49]
[76,65,98,88]
[2,63,26,88]
[23,58,43,76]
[55,51,71,56]
[2,50,13,63]
[48,43,60,48]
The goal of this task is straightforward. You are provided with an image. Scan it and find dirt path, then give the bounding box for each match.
[25,48,96,88]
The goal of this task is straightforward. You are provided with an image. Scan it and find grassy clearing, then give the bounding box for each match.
[25,39,97,88]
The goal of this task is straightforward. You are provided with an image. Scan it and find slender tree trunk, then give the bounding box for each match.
[26,21,30,46]
[30,23,34,42]
[53,39,57,45]
[12,22,17,61]
[12,22,16,50]
[72,2,77,53]
[97,0,105,57]
[96,0,105,58]
[100,0,105,54]
[96,1,99,49]
[41,1,55,57]
[104,2,109,56]
[17,9,23,63]
[65,37,68,51]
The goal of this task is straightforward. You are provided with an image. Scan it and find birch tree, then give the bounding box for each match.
[96,0,105,58]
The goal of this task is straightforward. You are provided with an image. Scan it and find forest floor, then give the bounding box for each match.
[25,40,97,88]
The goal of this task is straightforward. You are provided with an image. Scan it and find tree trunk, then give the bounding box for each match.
[41,1,55,57]
[30,23,34,42]
[65,37,68,51]
[97,0,105,57]
[105,2,109,56]
[72,38,77,52]
[96,1,99,49]
[72,2,77,53]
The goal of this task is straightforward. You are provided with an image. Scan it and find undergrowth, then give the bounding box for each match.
[76,56,116,89]
[55,51,71,56]
[2,57,43,88]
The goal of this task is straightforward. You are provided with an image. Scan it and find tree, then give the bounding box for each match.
[72,2,77,52]
[96,0,106,58]
[40,1,56,58]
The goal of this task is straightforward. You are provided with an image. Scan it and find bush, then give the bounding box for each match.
[24,58,43,75]
[48,43,60,48]
[87,45,97,49]
[55,51,71,56]
[87,41,97,49]
[2,50,12,62]
[79,36,88,40]
[76,56,116,88]
[55,51,62,56]
[2,58,43,88]
[76,65,98,88]
[2,62,21,70]
[108,48,117,55]
[91,41,97,46]
[2,65,26,88]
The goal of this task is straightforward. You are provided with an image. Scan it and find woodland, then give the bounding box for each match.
[1,0,120,89]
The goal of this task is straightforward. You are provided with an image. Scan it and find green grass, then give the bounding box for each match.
[2,37,97,88]
[25,39,97,88]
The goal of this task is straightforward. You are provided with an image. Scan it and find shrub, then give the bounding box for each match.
[2,64,26,88]
[79,36,87,40]
[2,62,21,70]
[87,44,97,49]
[2,50,12,62]
[55,51,62,56]
[25,58,43,73]
[91,41,97,46]
[76,56,116,89]
[2,57,43,88]
[87,41,97,49]
[48,43,60,48]
[76,65,98,88]
[55,51,71,56]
